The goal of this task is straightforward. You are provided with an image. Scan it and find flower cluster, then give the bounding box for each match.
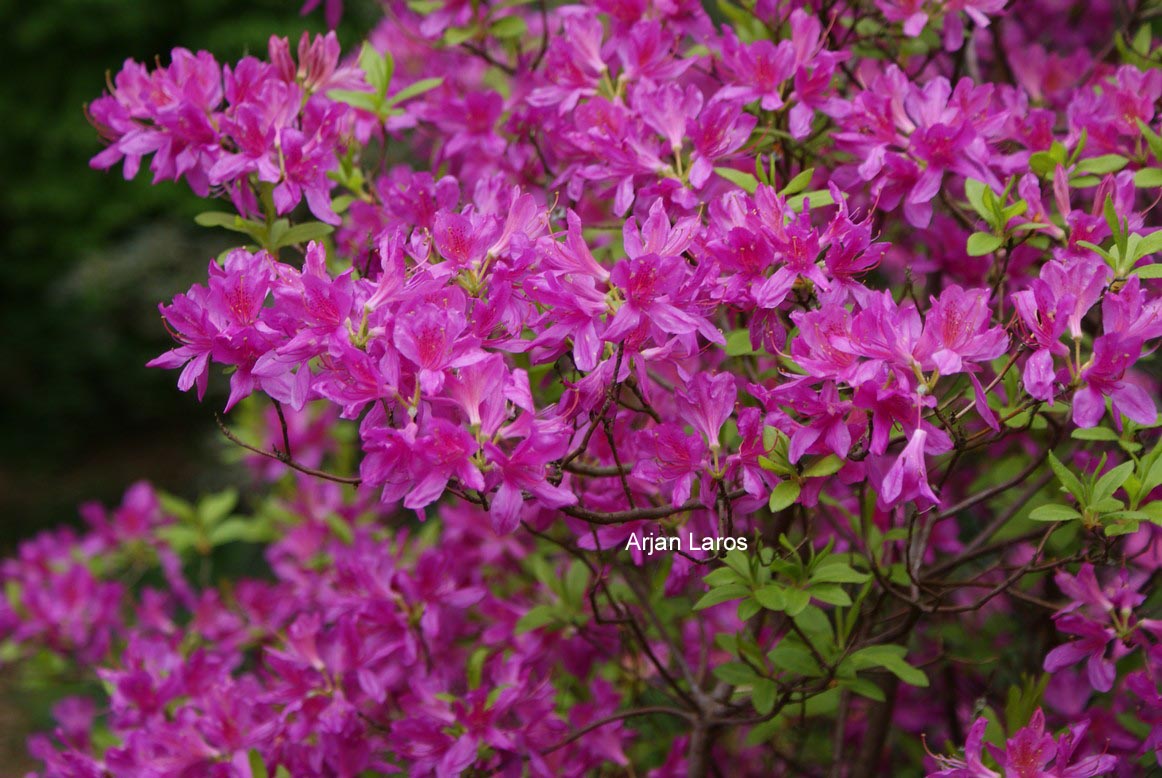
[9,0,1162,774]
[8,481,630,776]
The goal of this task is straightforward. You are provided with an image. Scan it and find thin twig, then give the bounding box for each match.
[215,413,361,485]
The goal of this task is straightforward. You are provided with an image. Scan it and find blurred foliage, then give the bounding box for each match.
[0,0,376,539]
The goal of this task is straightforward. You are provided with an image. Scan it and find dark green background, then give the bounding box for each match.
[0,0,377,762]
[0,0,377,543]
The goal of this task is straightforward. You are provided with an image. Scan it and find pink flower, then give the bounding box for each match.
[1073,334,1156,429]
[881,428,939,507]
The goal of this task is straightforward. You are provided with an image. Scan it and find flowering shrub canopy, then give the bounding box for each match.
[7,0,1162,775]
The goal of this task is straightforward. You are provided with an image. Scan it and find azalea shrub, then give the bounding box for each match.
[6,0,1162,775]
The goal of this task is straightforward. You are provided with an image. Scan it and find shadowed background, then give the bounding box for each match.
[0,0,378,762]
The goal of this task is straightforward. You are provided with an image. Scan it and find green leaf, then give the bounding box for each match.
[490,15,528,38]
[1077,240,1115,263]
[515,604,559,633]
[1103,510,1152,523]
[1139,230,1162,257]
[802,455,844,478]
[1132,24,1153,55]
[809,562,870,584]
[715,167,760,194]
[1004,674,1049,732]
[964,178,989,216]
[443,26,477,46]
[842,676,886,702]
[724,328,757,356]
[1074,154,1129,175]
[274,222,334,249]
[784,588,810,617]
[158,492,195,523]
[1137,120,1162,163]
[1001,199,1029,221]
[466,647,488,690]
[1105,520,1141,536]
[327,89,381,113]
[1071,426,1120,441]
[693,584,750,610]
[1133,264,1162,279]
[744,717,781,747]
[723,549,753,581]
[787,189,836,212]
[249,750,269,778]
[769,480,801,512]
[157,525,200,553]
[1103,195,1126,257]
[848,645,929,687]
[738,597,762,621]
[967,232,1003,256]
[385,78,445,109]
[769,642,822,677]
[1028,152,1060,179]
[1048,451,1086,502]
[808,583,852,606]
[358,44,392,96]
[563,561,588,609]
[1092,461,1135,504]
[751,677,778,715]
[1134,168,1162,188]
[199,489,238,526]
[324,514,354,545]
[194,212,268,242]
[1115,32,1162,71]
[208,518,269,545]
[1143,501,1162,524]
[1140,451,1162,495]
[1089,497,1124,513]
[778,168,815,197]
[194,211,241,228]
[1028,504,1082,522]
[703,567,742,587]
[713,661,759,686]
[754,584,787,611]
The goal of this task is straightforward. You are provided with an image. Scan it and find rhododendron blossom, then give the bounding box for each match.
[9,0,1162,775]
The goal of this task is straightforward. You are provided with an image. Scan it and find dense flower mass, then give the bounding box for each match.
[7,0,1162,775]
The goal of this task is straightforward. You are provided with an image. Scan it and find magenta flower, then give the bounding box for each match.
[1044,614,1122,693]
[406,418,485,512]
[147,248,281,410]
[1013,278,1074,403]
[1073,334,1156,428]
[1040,259,1112,341]
[636,83,702,153]
[393,301,488,395]
[432,209,497,267]
[485,433,577,534]
[676,372,737,451]
[633,423,707,506]
[717,29,794,110]
[1045,564,1157,692]
[604,253,716,343]
[992,710,1057,777]
[881,428,939,507]
[916,285,1008,376]
[991,709,1118,778]
[781,381,858,463]
[686,99,757,189]
[927,717,999,777]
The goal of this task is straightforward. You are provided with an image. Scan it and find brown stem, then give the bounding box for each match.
[850,675,899,778]
[214,413,360,485]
